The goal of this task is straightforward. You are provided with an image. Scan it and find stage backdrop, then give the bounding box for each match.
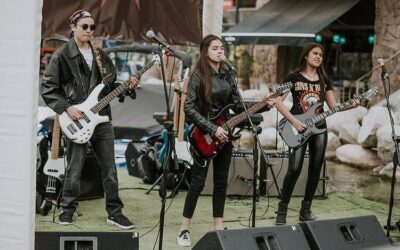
[0,1,42,249]
[42,0,204,45]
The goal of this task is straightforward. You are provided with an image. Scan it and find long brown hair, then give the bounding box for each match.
[294,42,328,92]
[192,34,224,113]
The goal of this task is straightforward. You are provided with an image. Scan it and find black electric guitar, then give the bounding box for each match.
[190,82,293,160]
[278,86,378,148]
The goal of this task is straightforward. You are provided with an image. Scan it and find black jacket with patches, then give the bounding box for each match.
[41,38,119,118]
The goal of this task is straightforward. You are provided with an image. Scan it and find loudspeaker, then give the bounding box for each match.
[35,231,139,250]
[192,225,311,250]
[260,150,326,197]
[78,151,104,201]
[125,142,142,177]
[300,215,392,250]
[202,150,255,196]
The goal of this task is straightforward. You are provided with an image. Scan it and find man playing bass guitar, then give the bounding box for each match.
[41,10,137,228]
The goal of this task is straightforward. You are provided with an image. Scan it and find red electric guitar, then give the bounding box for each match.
[189,82,292,160]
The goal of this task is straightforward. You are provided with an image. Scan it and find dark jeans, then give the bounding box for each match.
[61,122,123,216]
[280,132,327,204]
[183,143,232,218]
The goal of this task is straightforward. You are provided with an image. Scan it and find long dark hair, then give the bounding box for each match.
[294,42,328,91]
[192,34,224,113]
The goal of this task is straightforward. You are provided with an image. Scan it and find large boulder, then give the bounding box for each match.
[376,124,400,164]
[241,88,270,101]
[326,106,366,135]
[338,120,361,144]
[325,132,341,160]
[259,127,285,150]
[238,130,254,150]
[375,89,400,112]
[336,144,383,169]
[378,162,400,182]
[358,106,399,148]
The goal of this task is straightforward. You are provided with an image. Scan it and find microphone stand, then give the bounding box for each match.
[380,68,400,239]
[153,44,179,250]
[227,69,280,228]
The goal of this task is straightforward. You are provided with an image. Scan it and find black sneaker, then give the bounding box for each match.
[107,214,135,229]
[59,211,73,225]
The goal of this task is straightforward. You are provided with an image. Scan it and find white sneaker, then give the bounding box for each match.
[177,230,191,247]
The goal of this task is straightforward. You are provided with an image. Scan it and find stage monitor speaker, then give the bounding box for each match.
[300,215,392,250]
[78,151,104,201]
[125,142,142,178]
[35,231,139,250]
[192,224,311,250]
[202,150,255,196]
[260,150,326,197]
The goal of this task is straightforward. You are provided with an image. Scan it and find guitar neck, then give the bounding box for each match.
[91,60,156,113]
[225,92,279,129]
[50,114,61,160]
[306,97,360,126]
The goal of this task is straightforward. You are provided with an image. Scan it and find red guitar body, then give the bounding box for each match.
[189,115,229,160]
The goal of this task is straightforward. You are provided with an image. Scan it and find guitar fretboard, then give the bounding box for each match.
[225,92,280,129]
[91,60,156,113]
[304,97,360,127]
[50,114,61,160]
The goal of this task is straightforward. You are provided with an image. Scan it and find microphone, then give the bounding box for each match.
[377,58,389,79]
[146,30,175,53]
[219,55,236,72]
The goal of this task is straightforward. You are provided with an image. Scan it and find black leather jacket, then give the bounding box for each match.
[41,39,119,118]
[184,66,245,135]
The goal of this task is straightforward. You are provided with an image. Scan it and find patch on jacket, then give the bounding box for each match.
[43,75,52,81]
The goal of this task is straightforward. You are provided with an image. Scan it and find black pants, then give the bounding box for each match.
[183,143,232,218]
[280,132,327,204]
[61,122,124,216]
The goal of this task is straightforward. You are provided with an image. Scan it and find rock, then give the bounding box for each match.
[238,131,254,150]
[326,106,366,135]
[336,144,383,169]
[326,132,341,160]
[338,120,361,144]
[376,124,400,164]
[242,88,270,101]
[375,89,400,113]
[378,162,400,181]
[259,127,284,150]
[372,165,384,173]
[358,107,399,148]
[259,100,291,129]
[260,109,279,129]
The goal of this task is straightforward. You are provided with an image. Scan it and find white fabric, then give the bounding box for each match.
[202,0,223,37]
[173,140,193,165]
[79,47,93,70]
[0,1,42,249]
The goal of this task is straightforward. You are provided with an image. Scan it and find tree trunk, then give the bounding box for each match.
[372,0,400,103]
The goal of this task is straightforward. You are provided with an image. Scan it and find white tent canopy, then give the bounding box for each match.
[0,1,42,249]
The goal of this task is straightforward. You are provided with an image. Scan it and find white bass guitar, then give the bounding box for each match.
[59,55,160,144]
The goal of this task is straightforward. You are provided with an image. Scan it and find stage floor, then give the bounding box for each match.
[35,162,400,249]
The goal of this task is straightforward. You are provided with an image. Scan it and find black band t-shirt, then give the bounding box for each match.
[283,72,333,127]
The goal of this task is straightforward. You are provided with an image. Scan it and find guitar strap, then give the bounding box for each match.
[91,43,109,82]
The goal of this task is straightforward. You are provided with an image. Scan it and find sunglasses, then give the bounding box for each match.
[78,24,96,31]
